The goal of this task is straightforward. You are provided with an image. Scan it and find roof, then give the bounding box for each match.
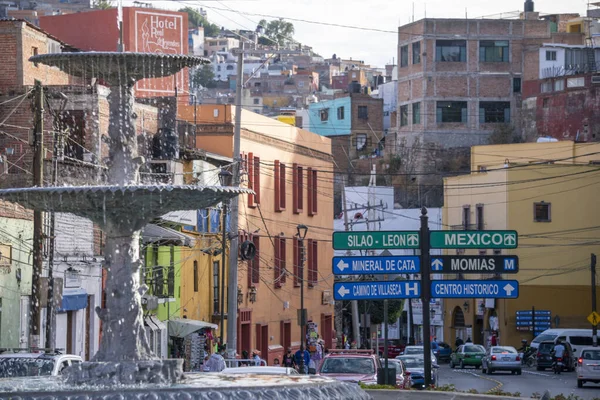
[168,318,217,338]
[142,224,195,247]
[0,18,78,51]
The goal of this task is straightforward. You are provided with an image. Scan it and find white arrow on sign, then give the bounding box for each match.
[407,234,419,246]
[503,283,515,296]
[431,258,443,271]
[337,260,349,272]
[337,285,350,298]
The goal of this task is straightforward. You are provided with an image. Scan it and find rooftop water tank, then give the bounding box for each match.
[536,136,559,143]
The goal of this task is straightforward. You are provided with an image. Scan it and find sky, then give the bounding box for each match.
[134,0,590,67]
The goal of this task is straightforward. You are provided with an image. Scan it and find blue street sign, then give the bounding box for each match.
[430,280,519,299]
[516,321,532,326]
[516,310,551,316]
[333,281,421,301]
[332,256,420,275]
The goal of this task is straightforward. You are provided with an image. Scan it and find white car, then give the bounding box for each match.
[221,366,299,375]
[576,347,600,388]
[401,346,438,365]
[0,352,82,377]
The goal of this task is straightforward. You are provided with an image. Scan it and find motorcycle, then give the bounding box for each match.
[518,347,536,367]
[552,357,563,374]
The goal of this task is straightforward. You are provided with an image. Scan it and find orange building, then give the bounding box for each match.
[178,105,335,364]
[39,7,189,98]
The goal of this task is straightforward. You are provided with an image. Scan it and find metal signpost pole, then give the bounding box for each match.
[420,207,432,387]
[592,254,597,347]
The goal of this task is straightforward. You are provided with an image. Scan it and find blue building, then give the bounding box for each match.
[307,96,351,137]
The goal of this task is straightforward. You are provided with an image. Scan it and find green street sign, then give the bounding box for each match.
[332,231,420,250]
[430,230,518,249]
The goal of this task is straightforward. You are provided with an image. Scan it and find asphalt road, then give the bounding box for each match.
[436,363,600,399]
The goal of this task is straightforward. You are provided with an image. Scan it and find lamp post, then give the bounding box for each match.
[296,224,308,374]
[219,168,233,345]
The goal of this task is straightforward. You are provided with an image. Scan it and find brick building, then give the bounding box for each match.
[395,13,585,152]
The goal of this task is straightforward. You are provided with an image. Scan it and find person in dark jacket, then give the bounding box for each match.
[455,337,464,349]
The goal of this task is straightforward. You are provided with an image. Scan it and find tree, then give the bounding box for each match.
[93,0,113,9]
[257,18,295,47]
[179,7,220,37]
[369,299,405,325]
[192,65,216,89]
[488,124,523,145]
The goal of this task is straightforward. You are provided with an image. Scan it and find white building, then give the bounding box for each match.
[204,37,239,56]
[372,80,398,131]
[189,27,204,57]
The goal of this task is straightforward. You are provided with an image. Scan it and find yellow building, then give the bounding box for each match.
[442,141,600,348]
[177,104,335,365]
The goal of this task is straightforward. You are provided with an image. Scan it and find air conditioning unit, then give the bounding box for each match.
[592,75,600,84]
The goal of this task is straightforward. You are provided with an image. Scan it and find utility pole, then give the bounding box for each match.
[420,207,432,387]
[226,46,301,358]
[31,79,44,349]
[341,178,360,348]
[592,253,597,347]
[219,200,227,345]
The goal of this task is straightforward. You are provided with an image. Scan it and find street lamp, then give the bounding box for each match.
[296,224,308,374]
[218,167,233,345]
[463,301,470,313]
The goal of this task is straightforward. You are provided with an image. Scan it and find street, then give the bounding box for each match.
[436,363,600,399]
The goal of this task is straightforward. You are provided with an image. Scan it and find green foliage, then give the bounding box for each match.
[192,65,216,89]
[488,124,523,145]
[93,0,113,9]
[358,383,395,390]
[369,299,404,325]
[428,383,456,392]
[487,388,521,397]
[257,18,295,46]
[179,7,220,37]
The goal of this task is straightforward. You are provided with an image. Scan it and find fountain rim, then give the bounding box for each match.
[29,51,211,65]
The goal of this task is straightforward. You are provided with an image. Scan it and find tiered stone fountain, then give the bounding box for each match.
[0,52,371,399]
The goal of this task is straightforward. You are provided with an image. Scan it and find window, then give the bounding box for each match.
[400,45,409,67]
[357,105,368,119]
[307,167,318,216]
[412,42,421,64]
[246,153,260,206]
[248,235,260,285]
[534,202,551,222]
[400,105,408,126]
[253,98,260,105]
[479,102,510,123]
[567,77,585,87]
[320,108,329,121]
[32,47,38,67]
[513,77,522,93]
[542,98,549,108]
[436,101,467,123]
[194,261,199,293]
[546,50,557,61]
[541,81,552,93]
[337,106,345,120]
[355,133,367,151]
[476,204,484,231]
[307,239,318,287]
[274,237,287,288]
[226,65,234,70]
[292,163,303,214]
[554,79,565,91]
[212,261,219,313]
[436,40,466,62]
[412,102,421,124]
[293,237,302,287]
[479,40,509,62]
[274,160,286,212]
[462,205,471,229]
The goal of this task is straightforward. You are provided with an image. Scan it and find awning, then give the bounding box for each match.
[57,288,88,312]
[142,224,195,247]
[168,318,217,338]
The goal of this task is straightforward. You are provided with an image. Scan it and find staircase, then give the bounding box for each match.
[585,46,597,72]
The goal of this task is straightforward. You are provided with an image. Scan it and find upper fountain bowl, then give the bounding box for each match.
[29,52,209,83]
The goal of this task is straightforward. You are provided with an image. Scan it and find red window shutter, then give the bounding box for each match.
[252,235,260,284]
[310,240,318,287]
[307,167,314,216]
[298,165,304,212]
[274,160,281,212]
[308,169,318,216]
[280,238,287,284]
[247,152,255,207]
[293,237,299,287]
[293,164,303,214]
[253,156,261,205]
[279,163,286,210]
[274,237,281,288]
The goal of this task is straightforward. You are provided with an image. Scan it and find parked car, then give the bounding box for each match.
[450,344,486,369]
[385,359,410,389]
[576,347,600,388]
[400,346,437,365]
[0,352,83,377]
[396,355,438,389]
[317,349,380,385]
[481,346,521,375]
[378,344,405,359]
[536,340,575,371]
[436,342,453,363]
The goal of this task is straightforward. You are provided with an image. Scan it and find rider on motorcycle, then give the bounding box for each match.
[518,339,530,354]
[551,340,566,373]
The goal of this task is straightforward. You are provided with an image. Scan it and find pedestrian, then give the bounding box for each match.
[241,350,249,366]
[282,347,295,368]
[466,337,472,343]
[455,336,464,349]
[273,358,281,366]
[491,332,498,346]
[294,347,311,374]
[204,345,226,372]
[252,349,262,366]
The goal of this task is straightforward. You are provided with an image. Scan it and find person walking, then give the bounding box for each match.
[204,345,226,372]
[252,349,262,366]
[282,347,295,368]
[294,347,311,374]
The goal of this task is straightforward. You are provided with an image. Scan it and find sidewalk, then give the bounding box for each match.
[366,390,531,400]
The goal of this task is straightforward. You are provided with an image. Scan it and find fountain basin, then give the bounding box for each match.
[0,373,373,400]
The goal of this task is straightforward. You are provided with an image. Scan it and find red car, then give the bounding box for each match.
[317,349,380,385]
[378,344,406,359]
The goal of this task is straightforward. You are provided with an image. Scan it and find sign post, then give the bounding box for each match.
[419,208,433,388]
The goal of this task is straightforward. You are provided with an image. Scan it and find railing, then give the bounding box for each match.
[223,358,267,368]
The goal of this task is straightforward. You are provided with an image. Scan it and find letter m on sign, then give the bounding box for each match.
[504,259,515,271]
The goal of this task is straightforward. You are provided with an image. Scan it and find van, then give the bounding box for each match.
[531,329,593,358]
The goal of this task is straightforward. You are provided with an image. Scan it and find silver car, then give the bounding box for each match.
[481,346,521,375]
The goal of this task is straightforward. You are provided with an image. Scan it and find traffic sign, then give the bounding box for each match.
[333,281,421,300]
[332,256,420,275]
[429,230,518,249]
[332,231,420,250]
[430,280,519,299]
[429,255,519,274]
[588,311,600,326]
